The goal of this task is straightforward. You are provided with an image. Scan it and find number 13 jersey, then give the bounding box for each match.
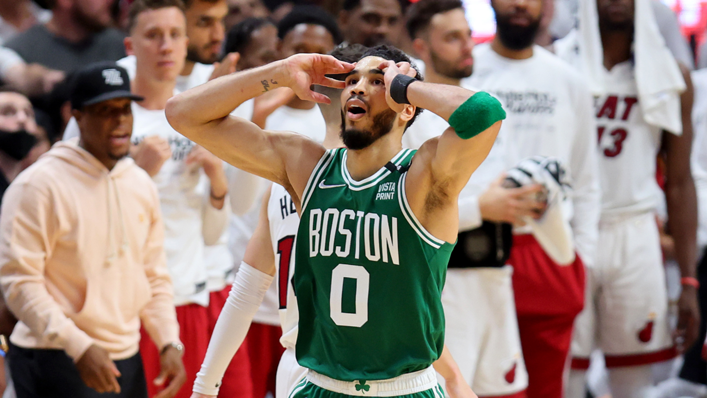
[294,147,454,381]
[594,60,663,216]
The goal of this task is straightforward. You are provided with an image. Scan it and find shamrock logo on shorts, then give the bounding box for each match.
[355,380,370,393]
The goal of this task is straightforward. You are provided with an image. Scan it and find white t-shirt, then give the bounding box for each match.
[176,62,214,92]
[250,104,326,326]
[403,106,507,232]
[204,100,255,293]
[267,183,300,349]
[265,105,326,143]
[117,55,214,93]
[130,104,209,306]
[691,69,707,248]
[467,44,600,265]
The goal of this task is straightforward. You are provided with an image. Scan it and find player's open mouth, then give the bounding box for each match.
[346,99,368,121]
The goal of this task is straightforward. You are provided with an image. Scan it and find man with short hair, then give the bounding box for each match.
[118,0,235,93]
[5,0,125,73]
[0,61,185,398]
[192,43,479,398]
[338,0,404,48]
[467,1,600,396]
[122,2,232,398]
[264,5,340,138]
[404,1,530,396]
[167,33,504,397]
[224,17,279,71]
[180,0,229,91]
[556,0,698,396]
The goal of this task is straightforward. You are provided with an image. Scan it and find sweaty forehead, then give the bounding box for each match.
[354,56,388,71]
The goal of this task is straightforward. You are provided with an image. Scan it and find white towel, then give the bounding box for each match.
[555,0,685,135]
[505,157,576,266]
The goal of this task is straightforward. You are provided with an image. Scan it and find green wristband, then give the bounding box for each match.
[449,91,506,140]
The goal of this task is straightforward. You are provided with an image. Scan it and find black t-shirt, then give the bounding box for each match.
[5,24,126,73]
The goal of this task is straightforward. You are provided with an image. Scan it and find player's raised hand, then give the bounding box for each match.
[378,60,417,113]
[282,54,353,104]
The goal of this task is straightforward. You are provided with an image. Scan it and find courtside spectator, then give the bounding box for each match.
[0,61,185,398]
[120,2,230,397]
[338,0,403,47]
[0,89,38,205]
[5,0,125,73]
[224,17,279,71]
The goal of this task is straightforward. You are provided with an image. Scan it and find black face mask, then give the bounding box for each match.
[0,129,37,161]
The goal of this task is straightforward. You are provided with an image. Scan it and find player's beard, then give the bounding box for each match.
[598,9,634,32]
[495,12,541,51]
[72,4,110,33]
[340,109,397,150]
[430,49,472,79]
[187,43,219,65]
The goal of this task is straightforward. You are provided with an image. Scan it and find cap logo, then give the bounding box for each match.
[102,69,124,86]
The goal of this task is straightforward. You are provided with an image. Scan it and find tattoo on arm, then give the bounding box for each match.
[261,79,278,92]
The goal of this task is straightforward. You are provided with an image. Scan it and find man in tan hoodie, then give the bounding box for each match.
[0,62,185,398]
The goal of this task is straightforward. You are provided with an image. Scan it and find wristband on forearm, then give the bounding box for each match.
[390,74,416,104]
[449,91,506,140]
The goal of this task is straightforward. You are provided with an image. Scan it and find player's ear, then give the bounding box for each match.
[412,38,427,59]
[124,37,134,56]
[72,109,83,123]
[399,104,415,123]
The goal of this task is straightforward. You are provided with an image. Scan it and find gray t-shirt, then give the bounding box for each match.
[5,24,125,73]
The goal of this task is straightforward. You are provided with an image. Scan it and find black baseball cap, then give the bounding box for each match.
[70,62,143,110]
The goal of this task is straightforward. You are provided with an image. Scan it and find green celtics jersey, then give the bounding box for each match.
[294,147,455,381]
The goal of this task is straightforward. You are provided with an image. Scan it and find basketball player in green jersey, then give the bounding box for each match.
[166,45,505,397]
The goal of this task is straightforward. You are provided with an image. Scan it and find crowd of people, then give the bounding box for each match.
[0,0,704,398]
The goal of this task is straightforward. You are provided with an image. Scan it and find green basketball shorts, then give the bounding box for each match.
[288,366,446,398]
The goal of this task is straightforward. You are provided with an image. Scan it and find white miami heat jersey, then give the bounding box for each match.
[594,61,663,216]
[267,183,300,350]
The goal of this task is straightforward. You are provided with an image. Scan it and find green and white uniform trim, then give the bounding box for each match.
[294,147,455,382]
[289,366,446,397]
